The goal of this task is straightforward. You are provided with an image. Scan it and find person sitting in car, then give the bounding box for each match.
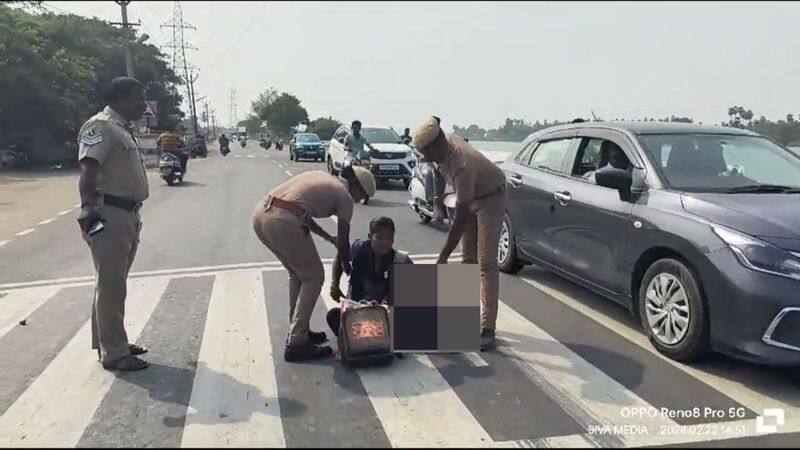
[583,140,632,182]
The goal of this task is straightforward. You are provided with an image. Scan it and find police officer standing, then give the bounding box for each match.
[252,166,376,362]
[77,77,150,371]
[412,117,507,351]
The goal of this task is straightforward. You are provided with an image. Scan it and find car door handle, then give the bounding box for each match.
[509,173,523,188]
[554,191,572,205]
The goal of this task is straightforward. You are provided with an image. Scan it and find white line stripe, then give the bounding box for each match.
[284,170,292,176]
[519,275,800,420]
[247,155,255,159]
[181,270,285,447]
[0,240,9,248]
[14,229,35,237]
[321,267,493,447]
[463,352,489,368]
[0,278,170,447]
[37,218,56,226]
[330,216,338,224]
[73,203,81,208]
[0,286,61,340]
[57,209,73,216]
[0,253,464,292]
[495,301,677,446]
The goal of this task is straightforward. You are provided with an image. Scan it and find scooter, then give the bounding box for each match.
[159,151,183,186]
[408,162,455,227]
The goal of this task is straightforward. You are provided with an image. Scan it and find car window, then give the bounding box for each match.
[570,137,632,180]
[526,138,572,174]
[514,141,538,166]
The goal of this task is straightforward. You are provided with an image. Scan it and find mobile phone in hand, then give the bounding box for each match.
[88,219,106,236]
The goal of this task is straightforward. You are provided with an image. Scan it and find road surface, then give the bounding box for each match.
[0,143,799,448]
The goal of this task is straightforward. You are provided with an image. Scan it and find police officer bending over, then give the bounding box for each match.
[77,77,150,371]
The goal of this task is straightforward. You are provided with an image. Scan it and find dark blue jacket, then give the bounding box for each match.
[349,239,412,303]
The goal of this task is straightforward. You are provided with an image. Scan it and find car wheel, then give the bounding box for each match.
[638,258,709,362]
[327,157,338,175]
[498,213,525,274]
[420,213,432,224]
[363,195,369,205]
[290,152,295,161]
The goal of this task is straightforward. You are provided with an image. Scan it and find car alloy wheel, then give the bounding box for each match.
[644,273,690,345]
[498,221,510,266]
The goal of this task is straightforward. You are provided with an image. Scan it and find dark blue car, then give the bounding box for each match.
[290,133,325,162]
[499,122,800,366]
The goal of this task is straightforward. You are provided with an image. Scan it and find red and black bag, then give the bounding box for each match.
[337,300,394,367]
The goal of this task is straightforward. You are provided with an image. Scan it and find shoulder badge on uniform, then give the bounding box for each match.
[80,127,103,146]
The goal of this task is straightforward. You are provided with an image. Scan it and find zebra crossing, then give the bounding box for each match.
[0,258,797,448]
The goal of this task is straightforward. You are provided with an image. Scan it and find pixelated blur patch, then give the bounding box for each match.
[392,264,479,352]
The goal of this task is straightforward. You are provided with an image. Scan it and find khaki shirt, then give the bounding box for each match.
[269,170,354,222]
[439,133,506,204]
[77,106,149,203]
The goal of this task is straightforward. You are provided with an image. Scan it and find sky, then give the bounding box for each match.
[45,1,800,133]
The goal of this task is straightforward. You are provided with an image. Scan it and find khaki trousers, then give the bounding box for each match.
[253,200,324,346]
[460,189,507,331]
[83,206,141,363]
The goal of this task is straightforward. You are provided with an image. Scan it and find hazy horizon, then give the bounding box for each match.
[45,1,800,133]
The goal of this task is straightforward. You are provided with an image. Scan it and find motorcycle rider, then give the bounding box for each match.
[157,130,188,174]
[345,120,378,162]
[400,127,413,146]
[194,134,207,157]
[218,133,230,156]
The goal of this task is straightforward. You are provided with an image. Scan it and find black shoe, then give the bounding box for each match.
[284,342,333,362]
[480,328,496,351]
[309,330,328,345]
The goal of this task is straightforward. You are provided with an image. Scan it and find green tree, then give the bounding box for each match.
[237,114,266,135]
[306,116,342,140]
[254,92,309,137]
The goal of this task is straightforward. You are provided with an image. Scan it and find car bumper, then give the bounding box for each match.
[703,247,800,366]
[370,160,414,179]
[294,148,324,157]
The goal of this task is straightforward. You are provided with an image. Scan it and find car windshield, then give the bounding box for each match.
[361,128,402,144]
[639,134,800,193]
[296,134,320,143]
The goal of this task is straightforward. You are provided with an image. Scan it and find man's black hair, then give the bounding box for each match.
[351,120,361,128]
[369,216,396,235]
[104,77,143,104]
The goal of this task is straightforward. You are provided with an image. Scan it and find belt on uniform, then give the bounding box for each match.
[268,196,307,220]
[473,183,506,201]
[104,194,143,213]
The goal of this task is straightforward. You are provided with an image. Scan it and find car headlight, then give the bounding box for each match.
[713,226,800,280]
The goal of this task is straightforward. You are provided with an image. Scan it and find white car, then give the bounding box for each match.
[326,125,418,188]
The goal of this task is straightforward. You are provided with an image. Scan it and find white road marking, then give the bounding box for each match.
[247,155,255,159]
[0,240,9,248]
[0,286,61,340]
[320,267,493,447]
[37,218,56,226]
[57,209,73,216]
[463,352,489,368]
[519,275,800,421]
[14,229,35,237]
[284,170,292,176]
[495,301,677,446]
[0,278,170,447]
[330,216,338,224]
[73,203,81,208]
[181,270,285,447]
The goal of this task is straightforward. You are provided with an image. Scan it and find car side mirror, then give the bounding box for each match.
[595,166,633,198]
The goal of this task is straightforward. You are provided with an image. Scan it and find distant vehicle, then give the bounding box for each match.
[289,133,325,162]
[499,122,800,366]
[327,125,417,188]
[237,127,247,140]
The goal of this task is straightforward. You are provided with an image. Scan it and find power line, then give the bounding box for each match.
[207,2,267,69]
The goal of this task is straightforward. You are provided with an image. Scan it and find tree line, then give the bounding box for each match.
[0,3,183,164]
[239,88,343,141]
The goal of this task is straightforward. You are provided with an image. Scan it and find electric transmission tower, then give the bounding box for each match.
[228,87,238,129]
[162,1,199,137]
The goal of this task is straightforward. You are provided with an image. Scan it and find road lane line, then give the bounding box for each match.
[321,267,493,447]
[495,301,678,447]
[0,286,61,340]
[73,203,81,208]
[0,240,9,248]
[247,155,255,159]
[14,229,35,237]
[57,209,73,216]
[284,170,292,176]
[463,352,490,368]
[519,275,800,420]
[181,270,285,448]
[330,216,338,224]
[0,278,170,447]
[37,218,56,226]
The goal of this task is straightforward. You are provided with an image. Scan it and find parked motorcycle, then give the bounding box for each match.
[159,151,183,185]
[408,162,455,227]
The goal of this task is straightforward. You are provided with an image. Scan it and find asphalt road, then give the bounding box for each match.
[0,143,799,448]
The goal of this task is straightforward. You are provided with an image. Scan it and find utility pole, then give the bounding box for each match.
[112,1,141,77]
[228,87,238,129]
[211,110,217,137]
[161,1,198,137]
[204,101,210,136]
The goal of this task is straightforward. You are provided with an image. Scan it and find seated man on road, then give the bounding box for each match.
[583,140,632,182]
[157,130,189,173]
[327,216,413,336]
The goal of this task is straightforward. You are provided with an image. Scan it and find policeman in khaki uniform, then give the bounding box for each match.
[412,117,508,351]
[253,166,376,362]
[77,77,150,371]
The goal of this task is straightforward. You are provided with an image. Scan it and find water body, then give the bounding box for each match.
[469,140,522,163]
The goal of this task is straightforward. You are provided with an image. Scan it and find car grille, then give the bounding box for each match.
[372,151,406,160]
